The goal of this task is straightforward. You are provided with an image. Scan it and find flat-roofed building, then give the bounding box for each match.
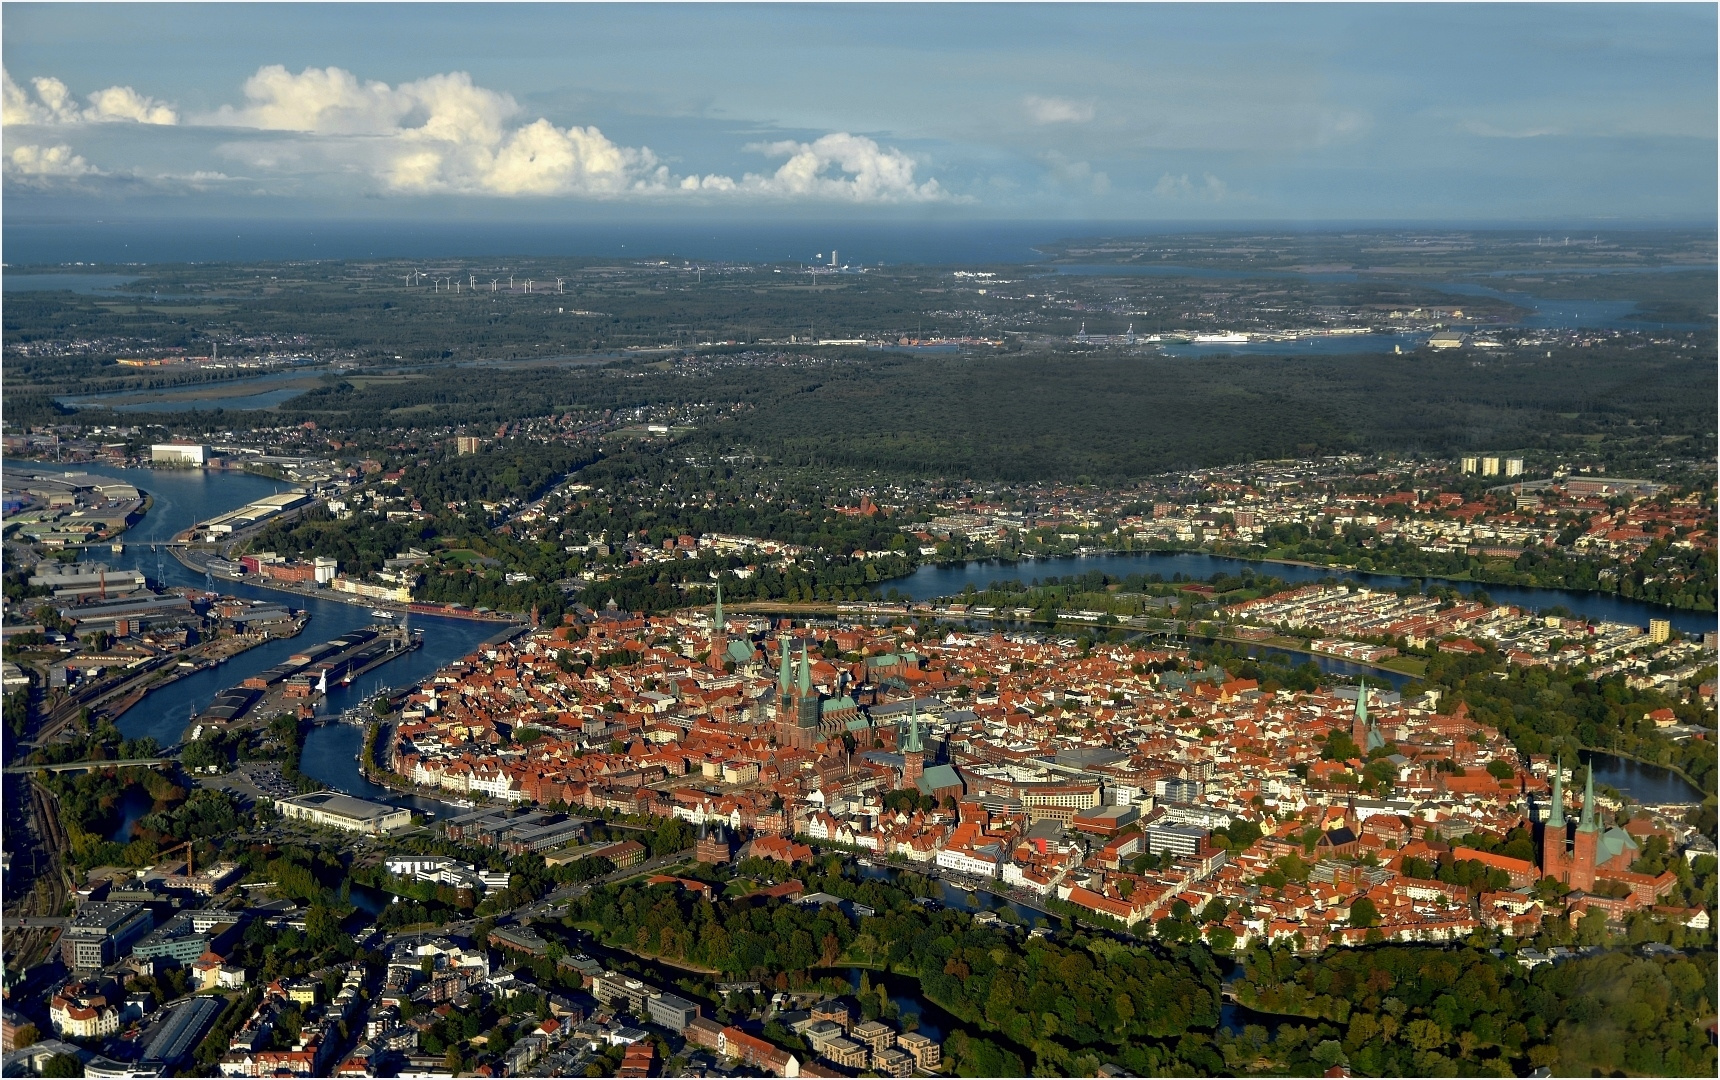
[646,992,700,1032]
[873,1045,915,1077]
[62,902,153,970]
[151,444,208,466]
[850,1020,894,1054]
[1144,822,1207,859]
[823,1037,867,1070]
[274,791,411,834]
[897,1030,941,1070]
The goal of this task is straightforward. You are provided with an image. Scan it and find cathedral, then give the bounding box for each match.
[773,635,852,751]
[1350,679,1386,753]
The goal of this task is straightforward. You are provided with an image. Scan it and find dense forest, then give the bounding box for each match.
[1229,943,1716,1077]
[557,857,1717,1077]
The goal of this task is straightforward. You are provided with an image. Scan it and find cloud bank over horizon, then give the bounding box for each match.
[1,4,1712,221]
[3,63,953,204]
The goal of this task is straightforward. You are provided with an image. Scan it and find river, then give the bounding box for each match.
[57,465,499,818]
[895,550,1715,634]
[56,466,1709,808]
[1581,751,1704,804]
[854,863,1061,930]
[58,370,329,413]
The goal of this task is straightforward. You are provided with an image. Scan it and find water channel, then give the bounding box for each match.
[45,467,1712,810]
[56,465,500,819]
[895,549,1715,634]
[1580,751,1704,805]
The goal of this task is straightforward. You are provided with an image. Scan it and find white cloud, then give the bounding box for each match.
[5,143,99,180]
[3,68,177,125]
[1154,172,1229,200]
[736,133,949,202]
[8,64,954,202]
[1024,95,1095,125]
[204,65,669,196]
[84,85,178,125]
[1461,120,1562,139]
[1041,151,1110,195]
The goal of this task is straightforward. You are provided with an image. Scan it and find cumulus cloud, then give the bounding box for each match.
[1154,172,1229,200]
[8,63,953,202]
[728,133,949,202]
[5,143,99,180]
[3,68,177,125]
[1024,95,1095,125]
[204,65,673,196]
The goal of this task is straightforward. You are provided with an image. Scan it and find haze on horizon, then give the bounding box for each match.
[2,2,1715,228]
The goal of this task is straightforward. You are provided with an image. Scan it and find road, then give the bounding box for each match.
[4,756,173,775]
[424,847,697,943]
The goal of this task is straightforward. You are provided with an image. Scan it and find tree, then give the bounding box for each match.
[1486,759,1515,780]
[42,1055,83,1078]
[10,1024,39,1049]
[1349,897,1380,928]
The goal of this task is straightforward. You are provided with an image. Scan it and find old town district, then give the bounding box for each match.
[378,591,1708,954]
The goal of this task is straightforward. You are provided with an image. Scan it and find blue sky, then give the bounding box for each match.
[3,3,1714,222]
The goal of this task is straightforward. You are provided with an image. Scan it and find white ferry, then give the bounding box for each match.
[370,609,395,619]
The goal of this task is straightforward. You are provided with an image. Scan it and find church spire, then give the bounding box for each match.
[903,699,924,755]
[713,582,723,630]
[1578,760,1599,833]
[778,634,792,696]
[1355,678,1368,727]
[1547,757,1565,829]
[797,646,813,696]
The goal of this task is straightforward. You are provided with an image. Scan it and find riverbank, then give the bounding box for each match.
[169,544,525,626]
[894,547,1715,632]
[1581,748,1709,803]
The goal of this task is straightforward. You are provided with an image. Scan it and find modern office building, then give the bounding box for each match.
[61,902,153,970]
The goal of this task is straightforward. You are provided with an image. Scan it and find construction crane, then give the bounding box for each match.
[160,838,194,879]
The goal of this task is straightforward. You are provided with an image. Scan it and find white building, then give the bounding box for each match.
[50,992,120,1039]
[151,444,209,466]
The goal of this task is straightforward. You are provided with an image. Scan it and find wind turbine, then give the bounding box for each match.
[490,279,498,292]
[525,279,533,293]
[508,275,515,289]
[555,278,565,294]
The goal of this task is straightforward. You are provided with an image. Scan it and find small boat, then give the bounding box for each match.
[370,609,395,619]
[111,542,125,554]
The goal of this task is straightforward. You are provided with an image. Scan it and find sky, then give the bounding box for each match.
[2,2,1715,224]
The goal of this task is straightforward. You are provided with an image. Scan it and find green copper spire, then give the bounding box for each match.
[713,582,723,630]
[797,646,813,696]
[1355,679,1368,726]
[1547,758,1565,829]
[902,699,924,755]
[778,635,792,695]
[1578,761,1599,833]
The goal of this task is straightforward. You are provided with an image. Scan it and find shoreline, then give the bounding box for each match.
[907,545,1710,622]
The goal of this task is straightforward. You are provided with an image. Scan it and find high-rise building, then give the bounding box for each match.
[1648,619,1671,644]
[1460,456,1479,474]
[456,436,482,455]
[1505,458,1524,477]
[1481,456,1501,476]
